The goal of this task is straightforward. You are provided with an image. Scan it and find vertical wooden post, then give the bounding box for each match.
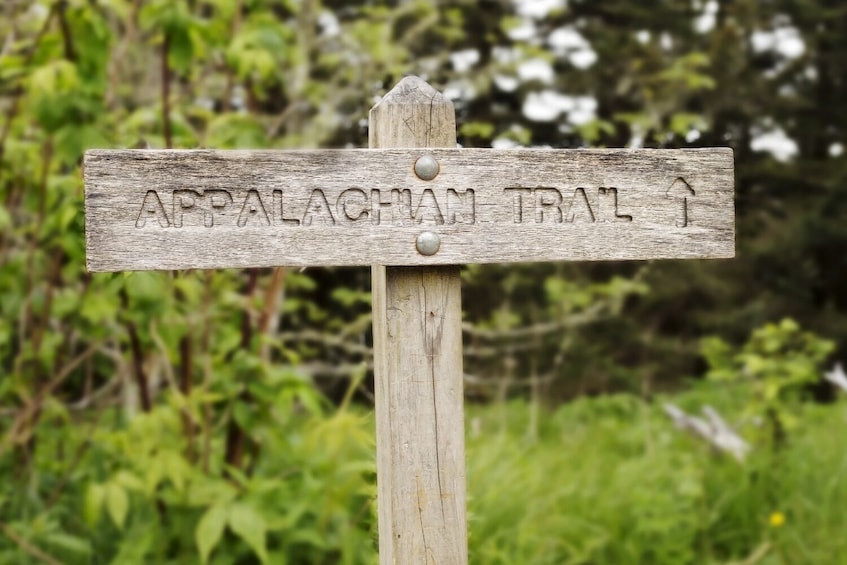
[370,76,468,564]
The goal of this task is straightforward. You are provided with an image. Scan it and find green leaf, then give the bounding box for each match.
[459,121,495,140]
[168,26,195,73]
[196,504,228,564]
[109,522,156,564]
[80,291,118,325]
[162,451,189,493]
[106,482,130,530]
[114,471,145,492]
[29,60,79,96]
[84,483,105,526]
[228,502,268,564]
[206,113,268,148]
[0,205,11,230]
[45,532,92,556]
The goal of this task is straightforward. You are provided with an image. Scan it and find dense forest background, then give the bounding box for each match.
[1,0,846,563]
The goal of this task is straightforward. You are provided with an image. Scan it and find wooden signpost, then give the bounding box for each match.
[84,76,734,564]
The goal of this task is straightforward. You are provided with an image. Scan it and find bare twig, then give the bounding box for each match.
[461,302,608,340]
[224,269,259,474]
[464,372,556,389]
[148,321,198,428]
[0,522,62,565]
[2,342,101,451]
[729,542,771,565]
[68,376,122,410]
[55,0,76,62]
[258,267,287,361]
[45,406,107,509]
[278,328,373,357]
[221,0,243,113]
[179,331,196,460]
[121,291,152,412]
[200,271,214,472]
[0,4,54,164]
[105,0,140,109]
[161,29,172,148]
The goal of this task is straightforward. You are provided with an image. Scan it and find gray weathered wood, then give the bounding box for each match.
[84,147,735,272]
[371,76,468,564]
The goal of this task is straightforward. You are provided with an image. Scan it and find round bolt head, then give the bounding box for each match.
[414,154,439,181]
[416,231,441,256]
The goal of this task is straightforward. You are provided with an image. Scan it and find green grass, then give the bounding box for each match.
[2,389,846,564]
[466,391,847,564]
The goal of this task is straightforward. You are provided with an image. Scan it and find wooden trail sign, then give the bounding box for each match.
[84,149,734,271]
[83,76,735,565]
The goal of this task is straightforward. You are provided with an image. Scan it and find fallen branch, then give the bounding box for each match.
[663,403,750,462]
[824,363,847,393]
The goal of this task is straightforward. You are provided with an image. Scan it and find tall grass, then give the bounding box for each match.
[2,388,844,563]
[466,390,847,564]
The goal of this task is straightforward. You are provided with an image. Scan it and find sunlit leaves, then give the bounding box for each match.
[703,318,835,445]
[196,503,228,564]
[29,60,79,94]
[206,114,268,148]
[228,502,269,564]
[84,483,105,527]
[226,21,291,82]
[140,1,197,72]
[656,52,716,91]
[105,482,130,530]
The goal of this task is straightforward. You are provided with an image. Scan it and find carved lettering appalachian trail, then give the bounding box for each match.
[503,187,633,224]
[134,185,639,229]
[134,187,476,228]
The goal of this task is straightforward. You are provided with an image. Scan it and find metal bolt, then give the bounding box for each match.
[414,154,439,181]
[416,231,441,256]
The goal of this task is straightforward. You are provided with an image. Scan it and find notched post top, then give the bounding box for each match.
[369,76,456,149]
[371,75,451,108]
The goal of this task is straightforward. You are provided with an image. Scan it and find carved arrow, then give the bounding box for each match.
[666,177,695,227]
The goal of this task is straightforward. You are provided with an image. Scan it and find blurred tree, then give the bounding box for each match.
[3,0,847,416]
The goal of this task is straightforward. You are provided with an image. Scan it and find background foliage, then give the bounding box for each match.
[1,0,846,563]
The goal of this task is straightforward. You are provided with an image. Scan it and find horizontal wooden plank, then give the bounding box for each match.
[83,148,734,271]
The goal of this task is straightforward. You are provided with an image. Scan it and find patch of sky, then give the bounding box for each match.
[518,58,554,84]
[549,26,597,69]
[522,91,597,125]
[318,11,340,37]
[443,80,476,102]
[694,0,718,33]
[506,18,538,42]
[494,75,520,92]
[751,26,805,59]
[450,49,480,73]
[750,121,798,161]
[514,0,567,19]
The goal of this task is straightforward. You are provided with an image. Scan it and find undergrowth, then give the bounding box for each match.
[2,385,845,564]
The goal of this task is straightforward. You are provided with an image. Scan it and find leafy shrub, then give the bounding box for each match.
[702,318,835,446]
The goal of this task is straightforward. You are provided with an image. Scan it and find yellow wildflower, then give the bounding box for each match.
[769,511,786,528]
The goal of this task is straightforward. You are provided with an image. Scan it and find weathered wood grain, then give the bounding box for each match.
[84,146,735,271]
[371,76,468,564]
